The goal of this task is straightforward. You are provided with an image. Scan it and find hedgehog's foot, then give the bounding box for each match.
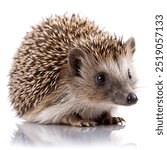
[96,111,125,125]
[105,117,126,125]
[61,116,97,127]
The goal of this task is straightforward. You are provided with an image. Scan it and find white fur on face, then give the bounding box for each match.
[100,55,133,83]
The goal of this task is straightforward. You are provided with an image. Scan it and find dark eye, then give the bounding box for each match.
[96,73,106,85]
[128,69,132,80]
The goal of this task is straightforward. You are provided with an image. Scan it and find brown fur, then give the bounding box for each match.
[9,14,137,126]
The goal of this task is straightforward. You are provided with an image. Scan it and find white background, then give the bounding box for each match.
[0,0,167,149]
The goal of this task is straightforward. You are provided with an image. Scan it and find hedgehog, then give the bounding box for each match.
[9,14,138,126]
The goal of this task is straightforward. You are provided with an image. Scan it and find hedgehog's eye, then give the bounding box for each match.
[96,72,106,85]
[128,69,132,80]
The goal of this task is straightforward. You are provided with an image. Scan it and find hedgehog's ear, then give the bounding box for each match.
[125,37,136,55]
[68,48,85,76]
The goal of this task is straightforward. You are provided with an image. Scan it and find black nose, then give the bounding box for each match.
[127,92,138,104]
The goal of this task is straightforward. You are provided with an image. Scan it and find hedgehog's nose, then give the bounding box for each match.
[127,92,138,104]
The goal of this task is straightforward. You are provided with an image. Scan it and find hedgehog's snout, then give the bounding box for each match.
[127,92,138,105]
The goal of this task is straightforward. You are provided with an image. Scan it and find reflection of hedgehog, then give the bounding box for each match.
[9,14,138,126]
[11,123,125,146]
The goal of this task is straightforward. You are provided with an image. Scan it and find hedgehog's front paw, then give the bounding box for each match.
[110,117,126,125]
[102,116,125,125]
[61,116,97,127]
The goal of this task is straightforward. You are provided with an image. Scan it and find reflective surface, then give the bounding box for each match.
[11,123,136,148]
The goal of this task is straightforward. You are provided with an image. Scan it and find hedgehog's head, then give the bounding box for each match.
[68,37,138,106]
